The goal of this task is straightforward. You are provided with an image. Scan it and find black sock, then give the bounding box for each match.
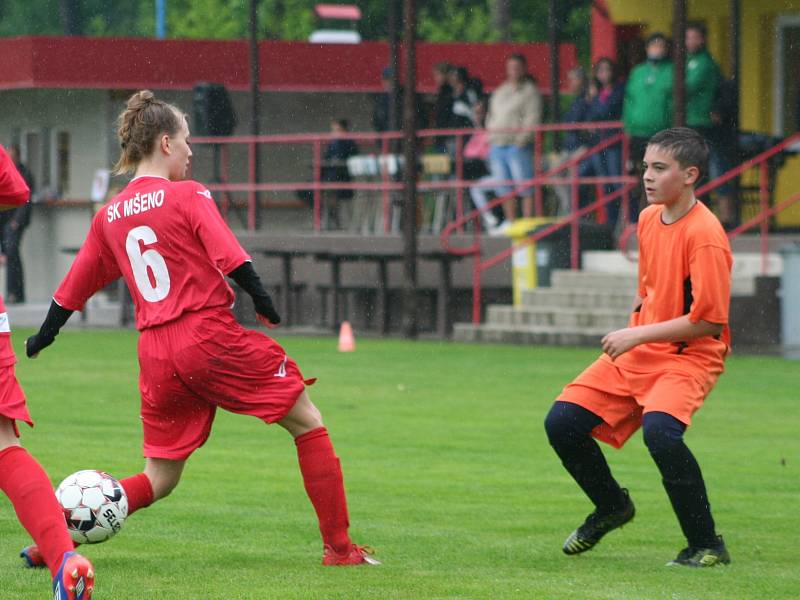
[545,401,628,514]
[642,412,718,548]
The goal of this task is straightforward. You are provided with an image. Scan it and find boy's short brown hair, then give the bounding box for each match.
[647,127,710,183]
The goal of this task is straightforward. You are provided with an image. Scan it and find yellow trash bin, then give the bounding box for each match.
[506,217,555,306]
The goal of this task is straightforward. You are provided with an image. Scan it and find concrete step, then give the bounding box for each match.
[550,269,637,292]
[548,268,756,296]
[453,322,607,346]
[582,250,783,278]
[486,304,629,329]
[521,287,636,310]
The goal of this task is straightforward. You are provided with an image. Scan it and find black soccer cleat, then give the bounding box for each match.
[667,535,731,567]
[562,489,635,555]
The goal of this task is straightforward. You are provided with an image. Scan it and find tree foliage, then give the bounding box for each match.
[0,0,589,59]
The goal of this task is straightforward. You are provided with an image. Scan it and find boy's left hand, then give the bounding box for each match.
[602,327,641,360]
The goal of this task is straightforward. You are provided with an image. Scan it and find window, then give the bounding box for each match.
[774,15,800,138]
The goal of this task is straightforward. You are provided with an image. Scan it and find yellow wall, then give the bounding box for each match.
[606,0,800,225]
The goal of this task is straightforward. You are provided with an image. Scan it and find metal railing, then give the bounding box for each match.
[439,125,636,324]
[617,132,800,275]
[190,121,626,233]
[443,130,800,325]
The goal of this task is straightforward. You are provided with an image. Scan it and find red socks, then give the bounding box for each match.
[0,446,74,576]
[294,427,352,553]
[119,473,154,516]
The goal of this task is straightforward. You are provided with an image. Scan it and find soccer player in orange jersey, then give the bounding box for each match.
[21,91,378,568]
[544,127,732,566]
[0,145,95,599]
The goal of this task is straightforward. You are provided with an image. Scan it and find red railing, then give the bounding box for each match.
[190,121,625,232]
[618,132,800,275]
[703,132,800,274]
[439,125,636,324]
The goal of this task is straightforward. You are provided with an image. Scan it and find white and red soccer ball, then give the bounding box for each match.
[55,470,128,544]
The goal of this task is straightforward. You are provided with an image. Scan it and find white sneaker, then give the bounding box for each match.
[488,222,512,237]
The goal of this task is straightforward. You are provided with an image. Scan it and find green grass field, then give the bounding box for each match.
[0,329,798,599]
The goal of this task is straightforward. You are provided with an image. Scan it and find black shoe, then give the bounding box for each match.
[562,489,635,555]
[667,535,731,567]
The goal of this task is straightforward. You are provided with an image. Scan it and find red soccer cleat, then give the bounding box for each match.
[322,544,381,566]
[53,552,95,600]
[20,544,46,569]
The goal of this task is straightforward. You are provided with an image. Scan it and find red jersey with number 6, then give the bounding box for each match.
[55,175,250,331]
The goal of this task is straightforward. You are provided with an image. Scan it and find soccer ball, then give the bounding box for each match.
[56,470,128,544]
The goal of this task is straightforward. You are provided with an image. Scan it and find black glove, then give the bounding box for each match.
[26,300,74,357]
[228,262,281,325]
[252,294,281,325]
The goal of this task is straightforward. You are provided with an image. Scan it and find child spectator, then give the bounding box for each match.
[321,118,359,230]
[586,58,627,228]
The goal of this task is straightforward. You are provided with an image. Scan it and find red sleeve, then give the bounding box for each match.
[54,215,122,311]
[0,146,30,208]
[687,243,732,325]
[180,183,250,274]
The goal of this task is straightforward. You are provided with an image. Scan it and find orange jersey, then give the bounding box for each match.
[607,201,732,379]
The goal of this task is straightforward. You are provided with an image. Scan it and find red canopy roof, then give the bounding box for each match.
[0,36,578,94]
[314,4,362,20]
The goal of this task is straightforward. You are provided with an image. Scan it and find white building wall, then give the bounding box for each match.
[0,87,378,302]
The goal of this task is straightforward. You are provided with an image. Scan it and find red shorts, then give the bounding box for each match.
[0,335,31,437]
[137,308,313,460]
[559,357,717,449]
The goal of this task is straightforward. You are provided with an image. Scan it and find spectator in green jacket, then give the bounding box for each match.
[622,33,673,217]
[686,22,735,227]
[686,23,721,129]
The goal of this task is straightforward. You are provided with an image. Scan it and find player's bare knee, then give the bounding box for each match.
[152,475,180,500]
[279,391,324,436]
[0,417,21,451]
[306,403,324,429]
[144,459,185,500]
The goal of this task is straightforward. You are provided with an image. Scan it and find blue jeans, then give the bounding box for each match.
[489,144,534,198]
[589,143,634,227]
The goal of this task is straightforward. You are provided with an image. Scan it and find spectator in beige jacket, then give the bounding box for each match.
[486,53,542,222]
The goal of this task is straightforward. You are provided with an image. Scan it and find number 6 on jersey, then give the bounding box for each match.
[125,225,170,302]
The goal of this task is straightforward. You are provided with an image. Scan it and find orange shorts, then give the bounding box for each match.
[559,357,717,449]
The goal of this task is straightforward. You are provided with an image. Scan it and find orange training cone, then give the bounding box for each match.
[338,321,356,352]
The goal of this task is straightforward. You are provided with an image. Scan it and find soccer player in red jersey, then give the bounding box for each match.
[544,128,732,566]
[22,91,378,567]
[0,144,95,599]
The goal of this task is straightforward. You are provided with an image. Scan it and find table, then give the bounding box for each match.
[312,249,460,337]
[312,250,401,334]
[260,249,298,326]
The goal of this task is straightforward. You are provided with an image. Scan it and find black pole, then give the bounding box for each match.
[492,0,511,43]
[672,0,687,126]
[250,0,261,229]
[729,0,740,133]
[729,0,741,222]
[401,0,418,339]
[59,0,79,35]
[548,0,561,148]
[388,1,401,135]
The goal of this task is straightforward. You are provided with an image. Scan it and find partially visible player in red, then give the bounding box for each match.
[21,91,378,567]
[0,144,95,599]
[544,127,732,567]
